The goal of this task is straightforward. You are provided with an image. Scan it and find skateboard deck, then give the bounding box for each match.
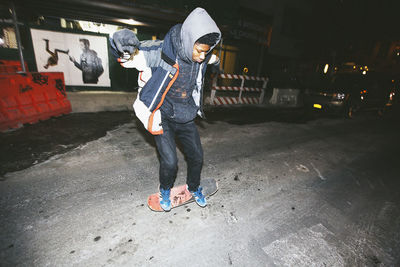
[147,178,218,212]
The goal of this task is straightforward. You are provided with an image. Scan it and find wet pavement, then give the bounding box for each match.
[0,111,133,177]
[2,105,398,178]
[1,106,307,177]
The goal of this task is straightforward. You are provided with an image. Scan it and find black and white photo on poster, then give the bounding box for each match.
[68,38,104,84]
[30,29,110,87]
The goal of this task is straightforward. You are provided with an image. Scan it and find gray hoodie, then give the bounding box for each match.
[180,7,221,63]
[161,7,221,123]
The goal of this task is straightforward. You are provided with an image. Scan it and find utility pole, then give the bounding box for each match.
[10,1,26,74]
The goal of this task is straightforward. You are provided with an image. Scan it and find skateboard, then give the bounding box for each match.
[147,178,218,212]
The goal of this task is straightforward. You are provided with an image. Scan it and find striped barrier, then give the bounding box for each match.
[218,74,268,81]
[212,96,261,105]
[210,74,268,106]
[212,86,263,92]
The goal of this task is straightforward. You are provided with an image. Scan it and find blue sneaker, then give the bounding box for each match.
[189,186,207,207]
[159,188,171,211]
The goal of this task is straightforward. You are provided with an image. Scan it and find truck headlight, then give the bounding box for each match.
[333,93,345,100]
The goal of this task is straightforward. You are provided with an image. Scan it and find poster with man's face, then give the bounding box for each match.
[31,28,110,87]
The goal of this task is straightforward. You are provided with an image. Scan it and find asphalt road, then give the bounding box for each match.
[1,106,400,266]
[0,107,307,177]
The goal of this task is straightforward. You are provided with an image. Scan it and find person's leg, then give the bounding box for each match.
[43,39,53,69]
[43,39,51,54]
[154,119,178,190]
[176,121,203,192]
[55,48,69,54]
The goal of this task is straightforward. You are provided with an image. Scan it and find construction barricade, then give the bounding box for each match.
[269,88,302,107]
[0,60,29,74]
[210,74,268,105]
[0,72,71,131]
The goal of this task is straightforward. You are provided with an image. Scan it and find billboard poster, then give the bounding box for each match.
[30,28,111,87]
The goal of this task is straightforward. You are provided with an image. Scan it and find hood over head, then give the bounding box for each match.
[180,7,221,62]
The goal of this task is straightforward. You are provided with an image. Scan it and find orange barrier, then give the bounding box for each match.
[0,60,29,73]
[0,72,71,131]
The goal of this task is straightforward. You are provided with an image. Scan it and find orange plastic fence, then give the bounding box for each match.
[0,72,71,131]
[0,60,29,73]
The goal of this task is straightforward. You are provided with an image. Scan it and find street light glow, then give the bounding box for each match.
[324,64,329,74]
[115,18,148,26]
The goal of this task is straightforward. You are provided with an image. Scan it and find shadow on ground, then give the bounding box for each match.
[204,106,309,125]
[0,111,133,177]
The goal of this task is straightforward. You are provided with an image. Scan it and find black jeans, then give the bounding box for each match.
[154,118,203,192]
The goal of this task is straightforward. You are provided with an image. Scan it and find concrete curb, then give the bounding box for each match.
[67,91,137,113]
[67,91,302,113]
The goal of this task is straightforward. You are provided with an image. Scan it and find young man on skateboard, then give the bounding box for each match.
[110,8,221,211]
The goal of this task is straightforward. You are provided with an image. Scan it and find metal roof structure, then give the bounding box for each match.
[1,0,186,28]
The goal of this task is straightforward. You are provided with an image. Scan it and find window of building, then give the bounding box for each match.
[1,26,17,49]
